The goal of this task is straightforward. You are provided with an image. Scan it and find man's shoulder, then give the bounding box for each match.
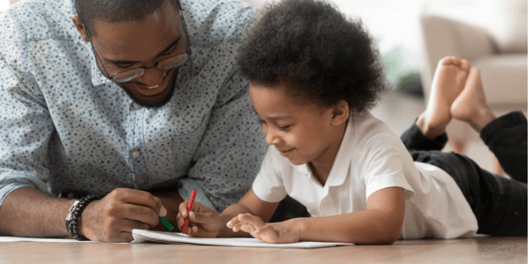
[183,0,258,44]
[2,0,76,43]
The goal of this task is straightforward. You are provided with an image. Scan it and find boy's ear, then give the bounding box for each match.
[330,100,349,126]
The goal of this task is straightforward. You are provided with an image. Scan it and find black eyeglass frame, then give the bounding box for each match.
[80,0,191,84]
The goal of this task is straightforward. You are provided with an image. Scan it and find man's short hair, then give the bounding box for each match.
[75,0,178,36]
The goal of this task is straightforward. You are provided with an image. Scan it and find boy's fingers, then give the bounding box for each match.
[190,211,218,224]
[237,214,265,228]
[178,202,190,217]
[227,215,243,228]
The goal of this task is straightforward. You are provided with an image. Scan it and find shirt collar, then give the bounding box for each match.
[292,163,311,177]
[324,114,357,187]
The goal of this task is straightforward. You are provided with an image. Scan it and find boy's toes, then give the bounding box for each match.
[438,56,454,66]
[449,56,462,66]
[460,59,471,72]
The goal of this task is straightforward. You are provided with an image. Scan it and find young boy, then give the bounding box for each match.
[176,0,527,244]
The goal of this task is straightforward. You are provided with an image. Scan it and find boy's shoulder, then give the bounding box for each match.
[349,112,402,148]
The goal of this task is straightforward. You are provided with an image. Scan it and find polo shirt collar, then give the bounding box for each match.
[292,163,311,176]
[325,114,356,187]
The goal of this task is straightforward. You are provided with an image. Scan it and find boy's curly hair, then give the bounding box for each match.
[237,0,387,112]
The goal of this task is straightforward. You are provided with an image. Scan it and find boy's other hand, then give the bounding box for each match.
[227,213,301,244]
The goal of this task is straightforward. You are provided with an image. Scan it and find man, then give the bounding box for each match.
[0,0,267,242]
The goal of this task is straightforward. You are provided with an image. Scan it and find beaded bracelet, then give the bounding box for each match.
[65,194,98,240]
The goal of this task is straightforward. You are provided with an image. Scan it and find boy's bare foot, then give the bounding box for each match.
[417,56,471,139]
[451,68,496,132]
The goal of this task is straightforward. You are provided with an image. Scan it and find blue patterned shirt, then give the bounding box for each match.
[0,0,267,211]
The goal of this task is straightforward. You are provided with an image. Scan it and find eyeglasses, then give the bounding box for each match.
[84,1,191,84]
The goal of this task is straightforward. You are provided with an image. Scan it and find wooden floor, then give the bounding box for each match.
[0,236,526,263]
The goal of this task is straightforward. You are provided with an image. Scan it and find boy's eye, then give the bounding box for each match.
[278,125,290,131]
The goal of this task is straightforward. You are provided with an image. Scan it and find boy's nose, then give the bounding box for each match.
[265,128,280,145]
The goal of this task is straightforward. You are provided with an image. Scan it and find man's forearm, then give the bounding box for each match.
[0,187,74,237]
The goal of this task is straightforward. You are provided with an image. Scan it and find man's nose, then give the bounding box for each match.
[137,67,167,87]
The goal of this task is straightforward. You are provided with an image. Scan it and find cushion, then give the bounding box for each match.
[472,54,528,105]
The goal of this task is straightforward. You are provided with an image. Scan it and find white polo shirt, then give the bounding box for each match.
[252,112,478,239]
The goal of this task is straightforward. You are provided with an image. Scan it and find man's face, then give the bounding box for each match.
[89,0,187,107]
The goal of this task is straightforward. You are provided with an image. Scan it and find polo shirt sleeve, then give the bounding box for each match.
[252,148,288,203]
[362,137,415,201]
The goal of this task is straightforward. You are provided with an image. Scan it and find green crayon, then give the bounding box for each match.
[159,216,174,231]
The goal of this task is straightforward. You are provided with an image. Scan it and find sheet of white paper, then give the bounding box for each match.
[131,229,354,248]
[0,237,92,243]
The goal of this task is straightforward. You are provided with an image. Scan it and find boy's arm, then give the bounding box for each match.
[297,187,405,244]
[228,187,405,244]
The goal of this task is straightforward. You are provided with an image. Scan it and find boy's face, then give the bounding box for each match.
[249,83,344,166]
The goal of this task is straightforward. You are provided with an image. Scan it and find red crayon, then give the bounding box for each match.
[182,190,197,234]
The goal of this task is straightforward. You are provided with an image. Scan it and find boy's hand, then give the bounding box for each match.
[226,213,301,244]
[176,201,224,237]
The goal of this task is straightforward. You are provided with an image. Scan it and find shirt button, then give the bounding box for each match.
[133,103,141,109]
[132,151,140,158]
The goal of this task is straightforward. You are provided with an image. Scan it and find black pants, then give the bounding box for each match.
[401,111,527,236]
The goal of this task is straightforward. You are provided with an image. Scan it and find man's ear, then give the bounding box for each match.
[330,100,349,126]
[72,15,90,42]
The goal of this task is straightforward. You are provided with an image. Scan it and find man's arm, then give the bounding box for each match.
[0,23,167,241]
[0,187,168,241]
[0,187,73,237]
[0,24,65,236]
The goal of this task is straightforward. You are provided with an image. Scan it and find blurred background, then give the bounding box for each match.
[1,0,527,175]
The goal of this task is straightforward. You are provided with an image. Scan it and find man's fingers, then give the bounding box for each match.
[110,188,165,216]
[119,203,160,227]
[153,196,167,217]
[119,219,152,233]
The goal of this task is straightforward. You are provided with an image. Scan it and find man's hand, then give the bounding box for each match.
[176,201,225,237]
[226,213,301,244]
[80,188,167,242]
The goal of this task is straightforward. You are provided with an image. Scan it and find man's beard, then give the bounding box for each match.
[121,83,176,109]
[119,69,178,109]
